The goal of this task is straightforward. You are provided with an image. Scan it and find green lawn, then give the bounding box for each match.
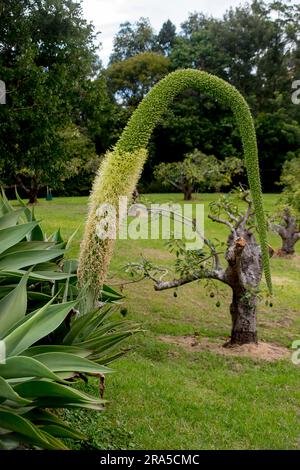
[34,193,300,450]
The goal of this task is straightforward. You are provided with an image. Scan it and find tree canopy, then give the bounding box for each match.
[1,0,300,198]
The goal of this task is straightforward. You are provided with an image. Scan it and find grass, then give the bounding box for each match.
[33,193,300,450]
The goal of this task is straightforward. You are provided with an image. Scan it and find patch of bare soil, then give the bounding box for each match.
[159,334,290,362]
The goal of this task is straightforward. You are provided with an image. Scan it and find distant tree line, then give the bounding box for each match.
[0,0,300,201]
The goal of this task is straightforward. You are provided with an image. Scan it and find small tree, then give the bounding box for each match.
[127,191,273,345]
[270,207,300,256]
[154,150,243,200]
[269,156,300,255]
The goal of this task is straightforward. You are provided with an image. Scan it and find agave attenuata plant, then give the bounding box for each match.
[0,191,138,449]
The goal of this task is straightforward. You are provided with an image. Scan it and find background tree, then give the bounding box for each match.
[157,20,177,56]
[109,17,156,63]
[105,1,300,191]
[154,150,244,200]
[269,155,300,256]
[0,0,111,202]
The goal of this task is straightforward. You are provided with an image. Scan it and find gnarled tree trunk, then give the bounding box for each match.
[224,231,263,345]
[272,208,300,256]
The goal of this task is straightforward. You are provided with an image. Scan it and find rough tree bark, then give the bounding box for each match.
[271,207,300,256]
[224,233,262,344]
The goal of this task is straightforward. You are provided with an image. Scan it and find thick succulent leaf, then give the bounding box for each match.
[0,200,10,217]
[0,285,17,299]
[0,356,66,382]
[87,320,133,340]
[0,273,28,338]
[39,424,86,440]
[0,208,25,230]
[63,308,101,345]
[65,227,80,251]
[93,350,126,365]
[0,189,13,213]
[32,262,58,271]
[27,291,52,302]
[28,208,44,241]
[0,249,64,270]
[22,398,105,411]
[0,270,74,282]
[25,408,74,425]
[0,411,68,450]
[49,229,64,244]
[22,345,91,358]
[63,307,116,345]
[101,284,124,301]
[15,194,45,241]
[0,377,31,405]
[79,331,135,355]
[4,299,77,356]
[29,271,75,281]
[3,241,55,255]
[63,258,78,274]
[14,380,105,407]
[33,352,112,375]
[0,222,38,255]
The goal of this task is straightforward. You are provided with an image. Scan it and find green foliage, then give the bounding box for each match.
[109,17,157,63]
[154,150,243,199]
[279,155,300,212]
[0,191,138,449]
[106,52,170,109]
[0,286,108,449]
[0,0,112,202]
[0,190,72,297]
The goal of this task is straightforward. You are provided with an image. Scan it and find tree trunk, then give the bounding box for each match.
[183,186,193,201]
[230,288,257,344]
[28,187,38,204]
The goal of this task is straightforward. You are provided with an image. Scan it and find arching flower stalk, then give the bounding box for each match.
[78,69,272,313]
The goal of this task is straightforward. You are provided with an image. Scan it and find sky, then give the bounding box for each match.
[81,0,245,64]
